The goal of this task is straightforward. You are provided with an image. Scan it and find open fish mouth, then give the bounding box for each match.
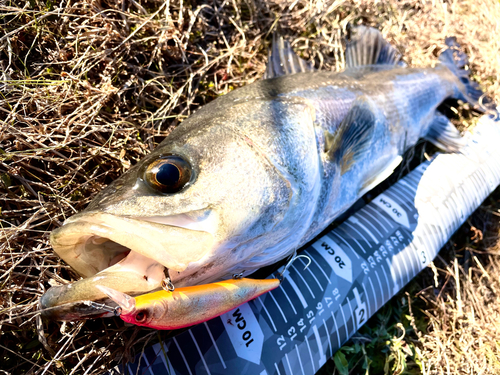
[40,212,214,320]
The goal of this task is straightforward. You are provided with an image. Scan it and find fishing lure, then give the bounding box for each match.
[98,278,280,329]
[97,254,310,329]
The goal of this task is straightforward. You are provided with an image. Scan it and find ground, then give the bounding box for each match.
[1,0,500,374]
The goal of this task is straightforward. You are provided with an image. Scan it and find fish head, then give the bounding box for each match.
[41,109,293,318]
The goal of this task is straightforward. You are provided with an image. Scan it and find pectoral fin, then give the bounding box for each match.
[325,99,376,174]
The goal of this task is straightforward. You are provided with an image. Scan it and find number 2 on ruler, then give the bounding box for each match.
[355,304,367,327]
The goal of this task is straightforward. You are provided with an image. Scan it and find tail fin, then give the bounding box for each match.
[439,37,497,115]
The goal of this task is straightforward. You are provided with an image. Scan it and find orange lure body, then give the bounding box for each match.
[99,278,280,330]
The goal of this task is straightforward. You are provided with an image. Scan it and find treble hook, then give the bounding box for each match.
[161,268,175,292]
[161,277,175,292]
[161,267,175,292]
[278,251,312,282]
[232,271,245,279]
[84,301,122,316]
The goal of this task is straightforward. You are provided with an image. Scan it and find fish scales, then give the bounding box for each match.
[40,26,496,320]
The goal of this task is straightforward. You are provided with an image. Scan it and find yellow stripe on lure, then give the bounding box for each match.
[97,278,280,330]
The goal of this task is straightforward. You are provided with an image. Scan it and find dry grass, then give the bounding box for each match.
[1,0,500,374]
[414,200,500,375]
[419,258,500,373]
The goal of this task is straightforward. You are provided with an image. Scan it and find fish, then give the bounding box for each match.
[40,25,496,320]
[96,278,280,329]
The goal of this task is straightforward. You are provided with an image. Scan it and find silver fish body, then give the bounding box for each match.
[41,26,493,318]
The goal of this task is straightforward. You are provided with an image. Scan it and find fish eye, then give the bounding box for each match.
[135,310,147,323]
[144,155,192,194]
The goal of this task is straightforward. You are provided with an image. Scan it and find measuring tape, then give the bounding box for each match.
[112,114,500,375]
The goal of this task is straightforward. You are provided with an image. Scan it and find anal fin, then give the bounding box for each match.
[425,113,465,152]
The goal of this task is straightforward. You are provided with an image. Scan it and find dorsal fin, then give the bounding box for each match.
[344,24,405,68]
[263,33,315,79]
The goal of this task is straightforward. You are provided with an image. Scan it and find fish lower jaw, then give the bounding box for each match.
[39,249,166,317]
[43,212,216,318]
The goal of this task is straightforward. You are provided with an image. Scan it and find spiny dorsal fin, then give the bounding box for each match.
[263,33,315,79]
[326,99,376,174]
[345,24,405,68]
